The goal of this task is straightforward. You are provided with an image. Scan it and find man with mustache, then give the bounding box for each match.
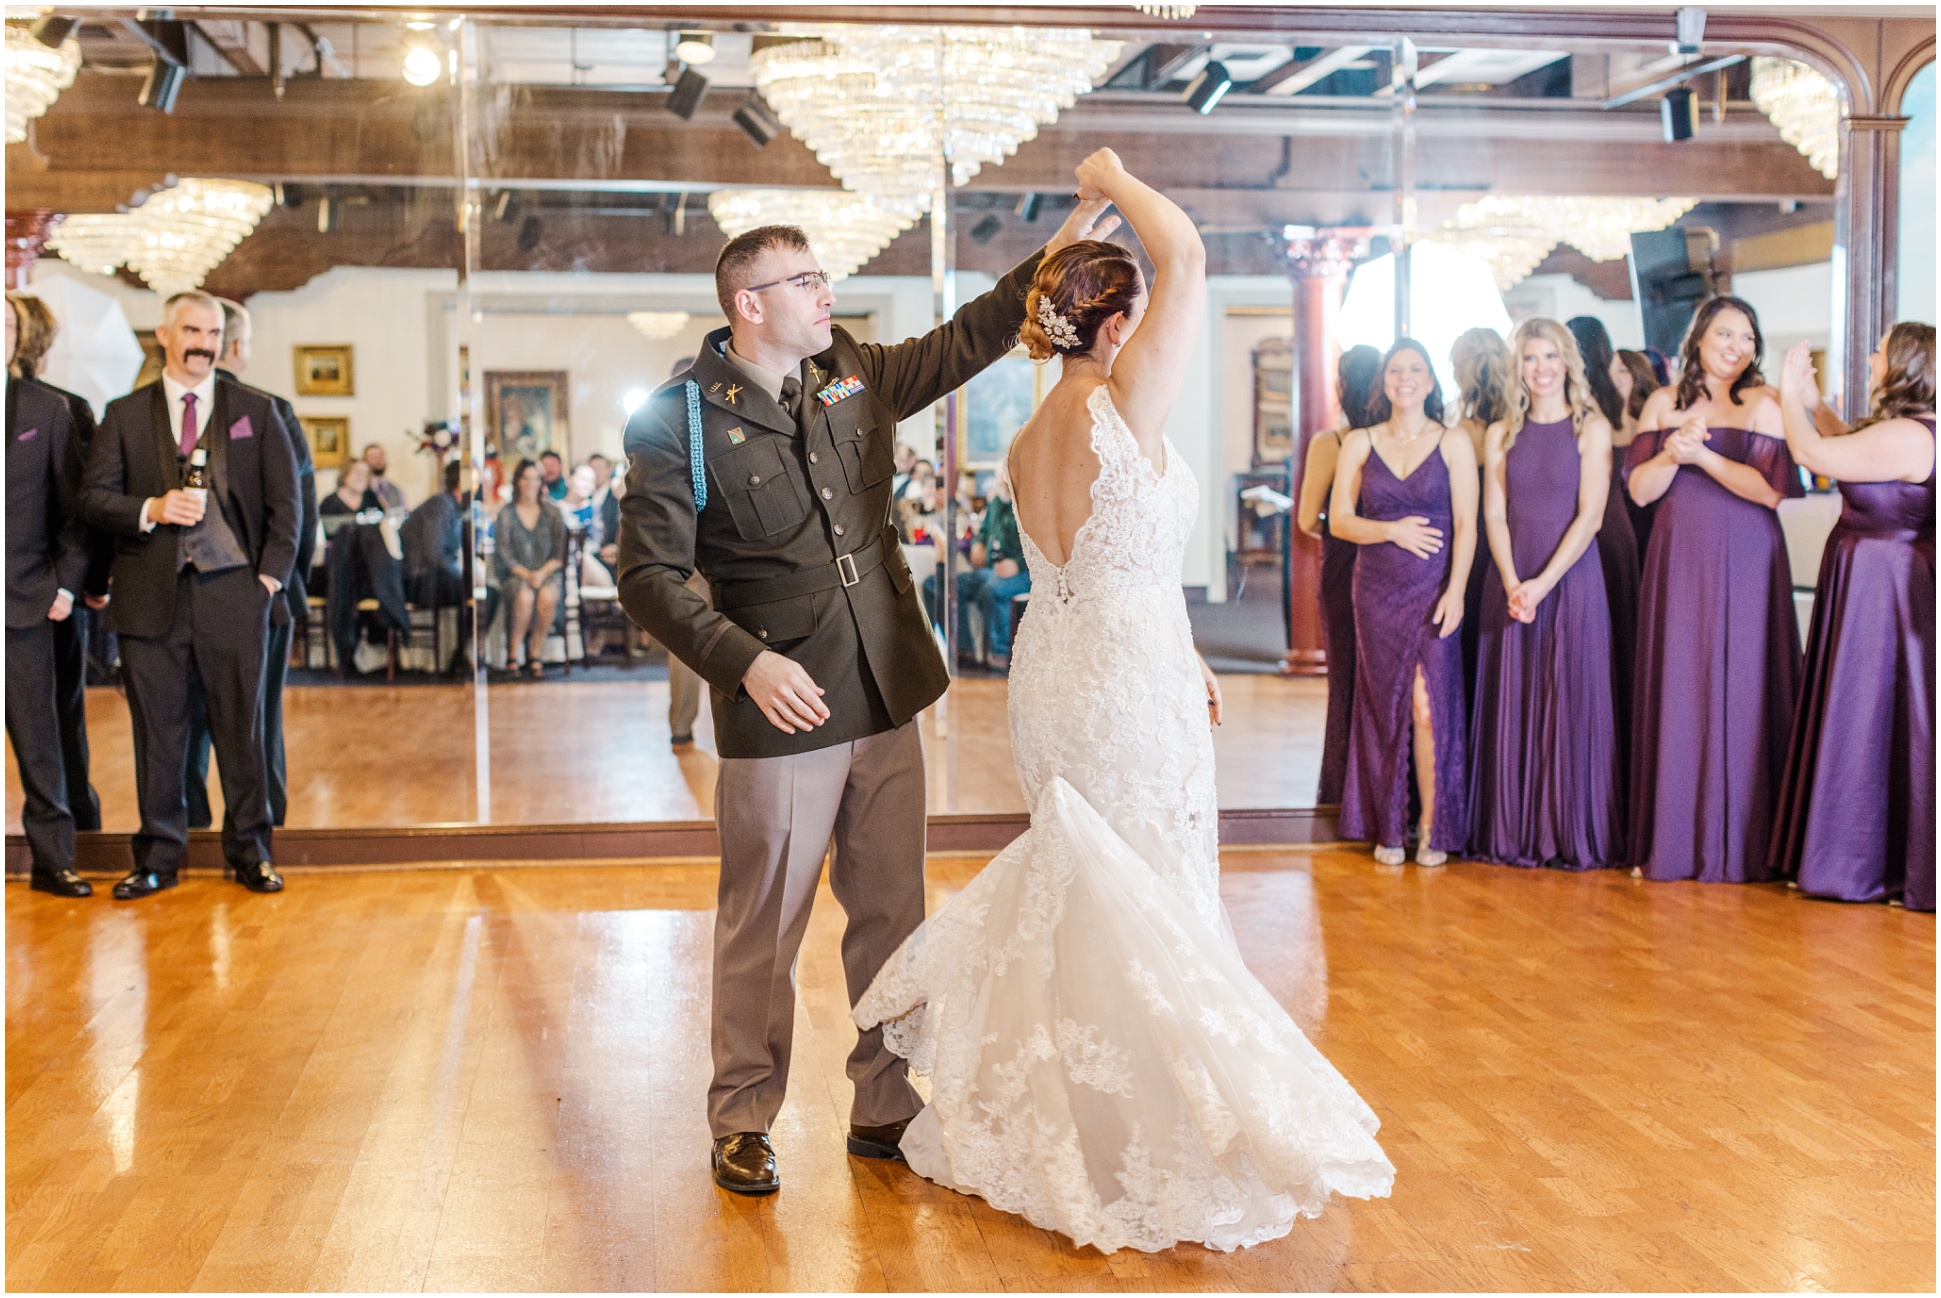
[81,290,300,899]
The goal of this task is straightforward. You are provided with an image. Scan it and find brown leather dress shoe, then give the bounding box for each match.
[847,1116,913,1161]
[711,1132,779,1195]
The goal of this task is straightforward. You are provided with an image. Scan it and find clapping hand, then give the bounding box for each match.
[1668,411,1711,465]
[1781,341,1821,410]
[1386,514,1444,558]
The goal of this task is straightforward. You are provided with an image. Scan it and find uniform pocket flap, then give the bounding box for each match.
[709,437,788,496]
[730,592,817,646]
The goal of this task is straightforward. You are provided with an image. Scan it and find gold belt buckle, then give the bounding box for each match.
[837,552,860,588]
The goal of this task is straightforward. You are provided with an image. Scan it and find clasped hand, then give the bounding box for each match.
[743,650,830,734]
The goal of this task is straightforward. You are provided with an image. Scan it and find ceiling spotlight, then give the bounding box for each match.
[139,58,187,113]
[402,44,442,86]
[674,32,716,65]
[1014,193,1043,222]
[733,96,782,148]
[666,66,708,119]
[30,17,78,48]
[317,195,339,234]
[1183,59,1234,115]
[517,214,543,253]
[274,181,305,209]
[494,190,522,224]
[970,214,1003,244]
[1662,86,1698,141]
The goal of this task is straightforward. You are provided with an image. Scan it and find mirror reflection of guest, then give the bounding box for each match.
[539,449,568,501]
[362,442,406,511]
[495,457,566,678]
[955,464,1031,670]
[321,459,381,527]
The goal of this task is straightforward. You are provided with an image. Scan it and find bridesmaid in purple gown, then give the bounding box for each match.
[1331,338,1478,867]
[1626,296,1802,883]
[1451,328,1514,719]
[1294,345,1383,805]
[1469,320,1621,869]
[1772,325,1936,910]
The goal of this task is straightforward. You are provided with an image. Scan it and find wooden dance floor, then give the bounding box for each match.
[5,675,1327,832]
[6,852,1931,1291]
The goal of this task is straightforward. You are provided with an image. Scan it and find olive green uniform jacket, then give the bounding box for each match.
[616,252,1042,759]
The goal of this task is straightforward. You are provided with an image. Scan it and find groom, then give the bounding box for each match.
[617,204,1104,1195]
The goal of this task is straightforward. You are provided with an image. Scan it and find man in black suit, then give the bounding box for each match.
[7,291,109,833]
[184,298,315,829]
[5,297,93,896]
[81,290,300,899]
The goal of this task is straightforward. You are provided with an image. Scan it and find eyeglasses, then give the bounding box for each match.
[743,270,832,295]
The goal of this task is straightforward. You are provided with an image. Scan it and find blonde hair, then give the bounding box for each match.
[1450,327,1511,428]
[6,292,57,378]
[1503,318,1596,452]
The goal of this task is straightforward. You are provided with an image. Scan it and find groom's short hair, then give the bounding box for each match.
[715,224,813,322]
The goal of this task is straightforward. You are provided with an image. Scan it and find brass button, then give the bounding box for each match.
[832,523,845,537]
[749,474,762,486]
[820,486,834,500]
[758,629,768,639]
[808,451,820,464]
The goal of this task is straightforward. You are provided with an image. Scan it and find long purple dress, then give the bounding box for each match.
[1626,425,1803,881]
[1469,418,1621,868]
[1341,448,1467,852]
[1316,512,1358,806]
[1771,418,1935,910]
[1598,457,1641,779]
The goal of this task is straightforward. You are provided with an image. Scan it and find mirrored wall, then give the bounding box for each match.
[5,6,1901,839]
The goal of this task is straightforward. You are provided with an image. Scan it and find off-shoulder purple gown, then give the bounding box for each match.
[1626,425,1803,882]
[1341,448,1467,852]
[1469,418,1621,868]
[1771,418,1935,910]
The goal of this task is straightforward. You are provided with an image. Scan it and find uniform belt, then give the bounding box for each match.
[713,528,897,611]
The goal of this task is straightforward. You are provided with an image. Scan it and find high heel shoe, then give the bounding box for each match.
[1415,822,1447,868]
[1373,845,1406,867]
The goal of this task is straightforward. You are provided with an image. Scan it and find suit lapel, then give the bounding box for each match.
[149,383,181,491]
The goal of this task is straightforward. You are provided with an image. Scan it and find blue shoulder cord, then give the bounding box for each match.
[685,379,707,511]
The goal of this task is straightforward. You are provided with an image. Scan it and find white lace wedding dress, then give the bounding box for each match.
[854,386,1395,1254]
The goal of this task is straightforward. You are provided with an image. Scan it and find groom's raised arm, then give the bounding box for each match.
[858,251,1044,422]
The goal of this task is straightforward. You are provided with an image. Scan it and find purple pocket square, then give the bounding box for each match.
[16,427,38,441]
[229,415,254,440]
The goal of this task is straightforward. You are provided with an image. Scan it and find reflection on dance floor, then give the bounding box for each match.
[5,852,1929,1290]
[5,676,1327,832]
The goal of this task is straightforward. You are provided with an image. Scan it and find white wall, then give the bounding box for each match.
[1733,261,1834,363]
[1501,273,1643,348]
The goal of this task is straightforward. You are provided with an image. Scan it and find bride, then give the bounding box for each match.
[854,150,1395,1254]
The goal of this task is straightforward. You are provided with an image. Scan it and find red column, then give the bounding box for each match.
[4,211,61,290]
[1281,227,1372,675]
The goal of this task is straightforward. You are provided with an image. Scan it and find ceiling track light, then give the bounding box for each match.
[1015,193,1043,222]
[1662,86,1698,142]
[732,96,782,148]
[494,190,522,224]
[1183,59,1233,115]
[666,67,708,120]
[139,59,187,113]
[674,31,716,65]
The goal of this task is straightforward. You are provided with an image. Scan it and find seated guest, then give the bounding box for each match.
[896,471,942,544]
[321,459,381,531]
[558,462,611,586]
[495,457,566,677]
[362,442,406,511]
[598,458,625,573]
[402,460,466,607]
[539,449,568,501]
[890,442,919,501]
[588,452,615,513]
[957,465,1031,668]
[898,457,935,506]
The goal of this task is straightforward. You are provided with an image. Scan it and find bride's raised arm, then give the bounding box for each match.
[1083,150,1206,449]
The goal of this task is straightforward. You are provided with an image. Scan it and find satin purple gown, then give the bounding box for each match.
[1771,418,1935,910]
[1317,513,1357,806]
[1598,457,1641,778]
[1626,425,1803,882]
[1341,448,1467,852]
[1469,419,1621,868]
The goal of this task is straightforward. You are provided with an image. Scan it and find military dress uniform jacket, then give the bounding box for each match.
[618,251,1043,760]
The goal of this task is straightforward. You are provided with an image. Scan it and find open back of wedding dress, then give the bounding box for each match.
[855,385,1394,1254]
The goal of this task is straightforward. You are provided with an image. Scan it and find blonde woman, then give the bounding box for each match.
[1468,320,1622,868]
[1450,326,1512,710]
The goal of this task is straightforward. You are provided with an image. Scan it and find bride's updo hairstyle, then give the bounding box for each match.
[1019,240,1142,362]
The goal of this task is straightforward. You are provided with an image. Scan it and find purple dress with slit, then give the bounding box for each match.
[1468,418,1621,868]
[1340,448,1467,852]
[1626,425,1803,881]
[1771,418,1935,910]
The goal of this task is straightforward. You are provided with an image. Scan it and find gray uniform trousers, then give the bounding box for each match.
[708,717,928,1139]
[667,571,707,738]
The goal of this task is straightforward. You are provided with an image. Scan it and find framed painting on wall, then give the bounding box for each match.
[485,370,568,463]
[956,346,1044,471]
[294,344,355,396]
[1253,336,1295,466]
[300,415,350,468]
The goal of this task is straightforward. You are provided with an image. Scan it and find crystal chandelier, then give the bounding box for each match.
[1428,195,1698,290]
[46,179,275,294]
[6,22,83,144]
[627,311,691,341]
[1134,4,1198,18]
[1749,57,1840,180]
[752,26,1121,215]
[707,189,917,280]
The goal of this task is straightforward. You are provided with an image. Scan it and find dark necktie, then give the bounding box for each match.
[180,391,199,457]
[780,376,802,422]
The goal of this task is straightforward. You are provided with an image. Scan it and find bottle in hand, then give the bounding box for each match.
[184,448,210,508]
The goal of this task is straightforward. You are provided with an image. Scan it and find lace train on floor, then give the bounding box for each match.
[854,777,1395,1255]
